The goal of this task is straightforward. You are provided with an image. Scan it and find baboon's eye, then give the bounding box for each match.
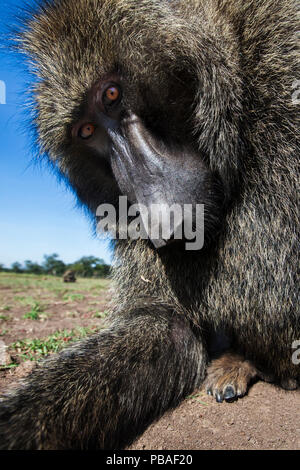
[78,123,96,139]
[102,84,122,107]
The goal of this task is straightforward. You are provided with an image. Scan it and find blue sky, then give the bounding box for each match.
[0,0,112,267]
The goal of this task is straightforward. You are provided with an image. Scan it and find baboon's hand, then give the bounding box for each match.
[204,352,258,402]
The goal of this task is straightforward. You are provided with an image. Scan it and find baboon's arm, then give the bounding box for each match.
[0,304,206,449]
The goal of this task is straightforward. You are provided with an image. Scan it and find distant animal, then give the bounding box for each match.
[63,270,76,283]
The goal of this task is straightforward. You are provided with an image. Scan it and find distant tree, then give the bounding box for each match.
[94,263,111,278]
[71,256,108,278]
[0,263,4,272]
[11,262,23,273]
[43,254,66,276]
[7,255,110,277]
[24,260,43,275]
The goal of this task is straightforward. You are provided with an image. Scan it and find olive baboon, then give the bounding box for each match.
[0,0,299,450]
[63,270,76,283]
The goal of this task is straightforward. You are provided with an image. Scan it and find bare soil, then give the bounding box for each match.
[131,383,300,450]
[0,273,299,450]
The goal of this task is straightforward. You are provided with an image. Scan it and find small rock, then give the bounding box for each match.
[13,361,35,378]
[0,340,12,365]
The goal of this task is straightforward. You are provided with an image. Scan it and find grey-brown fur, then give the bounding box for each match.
[0,0,299,449]
[63,270,76,283]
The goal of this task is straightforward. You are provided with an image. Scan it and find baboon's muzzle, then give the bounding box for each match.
[103,113,207,249]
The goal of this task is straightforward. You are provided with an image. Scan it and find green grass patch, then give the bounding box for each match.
[0,363,18,370]
[23,301,45,320]
[93,310,109,318]
[186,392,208,405]
[12,326,100,363]
[63,293,85,302]
[14,295,36,306]
[0,273,110,295]
[0,315,10,321]
[1,305,11,311]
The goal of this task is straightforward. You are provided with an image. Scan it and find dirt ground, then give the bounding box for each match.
[0,273,299,451]
[0,272,111,392]
[131,383,300,450]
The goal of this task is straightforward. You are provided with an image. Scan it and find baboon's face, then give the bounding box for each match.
[21,0,234,247]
